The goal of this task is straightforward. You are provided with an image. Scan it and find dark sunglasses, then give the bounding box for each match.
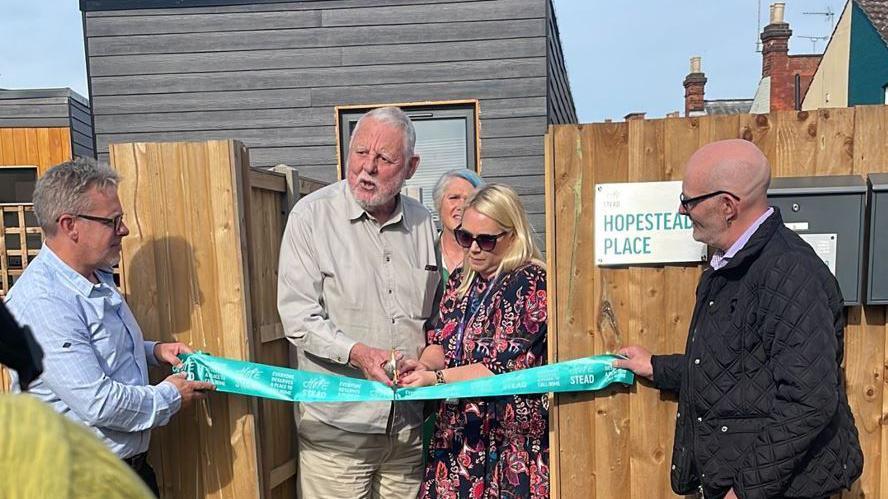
[69,213,126,232]
[454,227,509,252]
[679,190,740,211]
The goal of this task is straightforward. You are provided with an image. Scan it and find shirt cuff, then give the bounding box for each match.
[144,341,160,367]
[157,380,183,415]
[331,333,358,366]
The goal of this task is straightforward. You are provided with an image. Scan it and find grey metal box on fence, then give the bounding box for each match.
[866,174,888,305]
[767,175,867,306]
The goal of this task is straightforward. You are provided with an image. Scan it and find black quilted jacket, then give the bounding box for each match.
[651,208,863,499]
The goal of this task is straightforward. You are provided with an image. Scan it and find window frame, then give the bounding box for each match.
[334,100,481,182]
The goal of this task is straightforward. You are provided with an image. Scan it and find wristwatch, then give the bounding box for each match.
[434,370,446,385]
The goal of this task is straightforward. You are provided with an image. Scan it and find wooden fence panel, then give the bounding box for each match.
[548,106,888,498]
[245,167,298,499]
[112,140,261,499]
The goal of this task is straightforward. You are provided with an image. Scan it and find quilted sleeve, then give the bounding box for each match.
[732,254,840,499]
[651,354,685,393]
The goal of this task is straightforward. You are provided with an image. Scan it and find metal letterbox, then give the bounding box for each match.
[767,175,866,305]
[866,174,888,305]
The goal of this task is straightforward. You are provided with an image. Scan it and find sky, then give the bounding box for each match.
[0,0,846,122]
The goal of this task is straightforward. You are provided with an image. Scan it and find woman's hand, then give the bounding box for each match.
[399,369,437,388]
[398,358,430,376]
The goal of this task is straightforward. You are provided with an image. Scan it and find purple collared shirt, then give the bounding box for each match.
[710,207,774,270]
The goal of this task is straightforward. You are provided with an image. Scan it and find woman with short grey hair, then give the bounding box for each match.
[432,169,485,286]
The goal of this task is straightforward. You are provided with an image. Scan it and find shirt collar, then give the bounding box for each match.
[710,207,774,270]
[39,245,110,298]
[343,180,405,227]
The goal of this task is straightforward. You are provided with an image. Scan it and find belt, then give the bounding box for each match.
[124,452,149,469]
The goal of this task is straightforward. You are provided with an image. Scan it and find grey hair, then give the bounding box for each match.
[33,157,120,237]
[350,106,417,160]
[432,169,485,212]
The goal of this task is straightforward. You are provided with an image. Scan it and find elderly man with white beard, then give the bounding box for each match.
[277,106,440,499]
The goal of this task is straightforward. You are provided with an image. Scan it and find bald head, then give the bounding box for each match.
[685,139,771,206]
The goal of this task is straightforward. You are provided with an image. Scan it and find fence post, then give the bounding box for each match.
[272,164,300,214]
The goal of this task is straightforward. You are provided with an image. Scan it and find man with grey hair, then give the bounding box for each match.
[5,158,214,496]
[615,139,862,498]
[278,106,439,498]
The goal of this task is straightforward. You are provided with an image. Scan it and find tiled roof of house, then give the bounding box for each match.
[856,0,888,46]
[703,99,754,115]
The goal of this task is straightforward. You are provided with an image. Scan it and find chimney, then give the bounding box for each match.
[624,112,646,121]
[761,2,794,110]
[683,56,707,116]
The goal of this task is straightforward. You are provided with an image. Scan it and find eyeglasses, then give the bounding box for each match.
[679,190,740,211]
[454,227,509,252]
[72,213,126,232]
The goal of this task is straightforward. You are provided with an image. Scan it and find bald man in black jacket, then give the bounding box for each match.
[615,139,863,499]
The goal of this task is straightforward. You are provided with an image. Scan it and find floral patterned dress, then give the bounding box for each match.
[420,263,548,499]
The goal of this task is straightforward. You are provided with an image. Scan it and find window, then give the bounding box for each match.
[336,101,479,221]
[0,166,37,203]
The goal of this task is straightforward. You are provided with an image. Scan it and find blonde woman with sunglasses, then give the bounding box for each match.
[400,184,548,498]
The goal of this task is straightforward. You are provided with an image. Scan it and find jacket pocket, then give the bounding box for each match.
[711,417,764,469]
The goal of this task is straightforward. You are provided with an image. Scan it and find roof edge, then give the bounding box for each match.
[82,0,299,12]
[0,88,90,107]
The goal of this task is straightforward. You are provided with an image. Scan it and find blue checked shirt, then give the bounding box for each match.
[5,245,181,459]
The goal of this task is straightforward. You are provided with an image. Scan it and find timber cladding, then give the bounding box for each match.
[0,128,74,175]
[81,0,578,247]
[545,106,888,498]
[0,89,96,160]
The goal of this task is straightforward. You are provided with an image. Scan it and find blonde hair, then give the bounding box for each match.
[456,184,544,297]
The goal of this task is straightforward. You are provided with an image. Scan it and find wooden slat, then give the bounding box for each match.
[626,117,671,499]
[249,169,287,193]
[267,458,297,490]
[0,129,15,163]
[0,203,8,298]
[845,105,888,499]
[543,126,560,499]
[589,122,631,499]
[259,323,285,343]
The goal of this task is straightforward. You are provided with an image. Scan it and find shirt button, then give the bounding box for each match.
[385,256,391,262]
[694,358,700,365]
[721,426,728,432]
[697,417,702,422]
[388,289,392,294]
[671,464,676,470]
[701,473,706,478]
[708,300,714,307]
[676,412,681,419]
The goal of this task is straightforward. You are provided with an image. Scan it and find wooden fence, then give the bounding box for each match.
[545,105,888,498]
[109,140,325,498]
[0,139,326,497]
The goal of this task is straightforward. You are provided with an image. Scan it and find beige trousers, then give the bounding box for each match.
[297,412,423,499]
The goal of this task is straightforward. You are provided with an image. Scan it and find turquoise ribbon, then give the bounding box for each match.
[175,352,634,402]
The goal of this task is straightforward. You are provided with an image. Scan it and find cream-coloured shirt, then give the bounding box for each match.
[278,180,439,434]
